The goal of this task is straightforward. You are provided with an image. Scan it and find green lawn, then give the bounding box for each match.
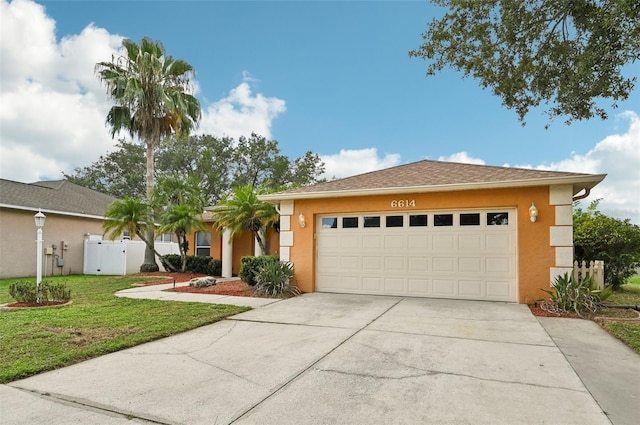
[0,275,249,383]
[598,276,640,354]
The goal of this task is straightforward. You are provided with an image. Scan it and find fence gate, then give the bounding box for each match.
[83,240,180,275]
[574,260,605,289]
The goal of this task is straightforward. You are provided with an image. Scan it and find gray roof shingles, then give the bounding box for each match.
[0,179,117,217]
[271,159,603,196]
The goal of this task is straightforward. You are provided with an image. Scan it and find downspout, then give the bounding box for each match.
[573,187,591,201]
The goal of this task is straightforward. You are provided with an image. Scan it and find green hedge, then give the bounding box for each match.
[9,281,71,304]
[160,255,222,276]
[239,255,279,286]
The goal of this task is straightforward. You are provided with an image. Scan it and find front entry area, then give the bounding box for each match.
[316,209,518,302]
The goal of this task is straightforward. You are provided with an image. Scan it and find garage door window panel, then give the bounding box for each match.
[434,214,453,226]
[410,214,428,227]
[343,217,359,228]
[460,213,480,226]
[487,212,509,225]
[364,216,380,228]
[386,215,404,228]
[322,217,338,229]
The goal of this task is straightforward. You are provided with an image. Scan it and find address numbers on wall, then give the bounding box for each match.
[390,199,416,208]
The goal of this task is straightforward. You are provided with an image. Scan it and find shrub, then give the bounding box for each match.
[160,254,182,272]
[574,200,640,290]
[9,281,71,304]
[160,255,222,276]
[254,260,300,297]
[540,272,612,317]
[239,255,279,286]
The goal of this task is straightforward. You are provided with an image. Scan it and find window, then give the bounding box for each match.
[322,217,338,229]
[342,217,359,228]
[364,216,380,228]
[386,215,404,228]
[156,233,173,242]
[460,213,480,226]
[195,231,211,256]
[487,212,509,225]
[409,214,428,227]
[434,214,453,226]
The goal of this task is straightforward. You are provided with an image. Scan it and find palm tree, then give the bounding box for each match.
[103,197,177,271]
[211,185,279,255]
[158,204,206,272]
[96,37,201,272]
[152,175,206,212]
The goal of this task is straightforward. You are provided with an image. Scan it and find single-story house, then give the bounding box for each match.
[0,179,118,279]
[259,160,606,304]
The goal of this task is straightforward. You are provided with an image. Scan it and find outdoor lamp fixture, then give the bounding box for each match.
[529,203,538,223]
[34,209,46,301]
[298,213,306,228]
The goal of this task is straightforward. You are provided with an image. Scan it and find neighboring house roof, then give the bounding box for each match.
[0,179,117,218]
[260,160,606,201]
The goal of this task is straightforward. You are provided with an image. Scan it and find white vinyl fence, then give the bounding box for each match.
[83,240,180,275]
[574,260,605,289]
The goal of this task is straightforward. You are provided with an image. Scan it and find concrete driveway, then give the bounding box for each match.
[3,294,611,424]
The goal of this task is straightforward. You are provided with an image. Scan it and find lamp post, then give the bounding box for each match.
[34,209,46,302]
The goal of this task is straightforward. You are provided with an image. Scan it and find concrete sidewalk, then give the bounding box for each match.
[538,316,640,425]
[2,294,629,424]
[115,279,281,308]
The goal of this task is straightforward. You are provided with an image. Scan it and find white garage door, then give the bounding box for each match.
[316,209,517,302]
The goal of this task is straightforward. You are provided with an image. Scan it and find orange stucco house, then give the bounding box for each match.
[259,160,605,304]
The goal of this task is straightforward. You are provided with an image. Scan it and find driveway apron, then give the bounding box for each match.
[5,293,609,425]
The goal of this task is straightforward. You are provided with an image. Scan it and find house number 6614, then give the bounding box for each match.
[390,199,416,208]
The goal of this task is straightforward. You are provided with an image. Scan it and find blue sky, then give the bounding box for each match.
[1,0,639,222]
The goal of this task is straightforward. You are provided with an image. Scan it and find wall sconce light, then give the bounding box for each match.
[298,213,306,228]
[529,203,538,222]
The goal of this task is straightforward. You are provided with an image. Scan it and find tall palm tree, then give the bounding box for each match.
[211,185,279,255]
[103,197,177,271]
[158,204,206,272]
[96,37,201,272]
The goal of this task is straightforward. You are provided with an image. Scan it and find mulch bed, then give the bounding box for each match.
[1,300,72,310]
[528,303,640,321]
[169,280,257,297]
[133,272,259,297]
[528,304,581,319]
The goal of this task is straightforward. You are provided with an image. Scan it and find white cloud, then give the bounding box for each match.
[538,111,640,224]
[437,152,486,165]
[198,78,286,140]
[321,148,401,179]
[0,0,123,182]
[0,0,286,183]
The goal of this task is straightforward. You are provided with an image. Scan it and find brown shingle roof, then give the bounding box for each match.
[0,179,117,217]
[261,160,606,200]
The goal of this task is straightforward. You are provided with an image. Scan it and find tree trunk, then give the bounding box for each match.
[254,230,267,256]
[178,232,187,273]
[140,141,159,272]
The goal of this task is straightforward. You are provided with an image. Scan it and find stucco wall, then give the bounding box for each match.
[0,208,106,279]
[187,224,279,275]
[285,186,556,304]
